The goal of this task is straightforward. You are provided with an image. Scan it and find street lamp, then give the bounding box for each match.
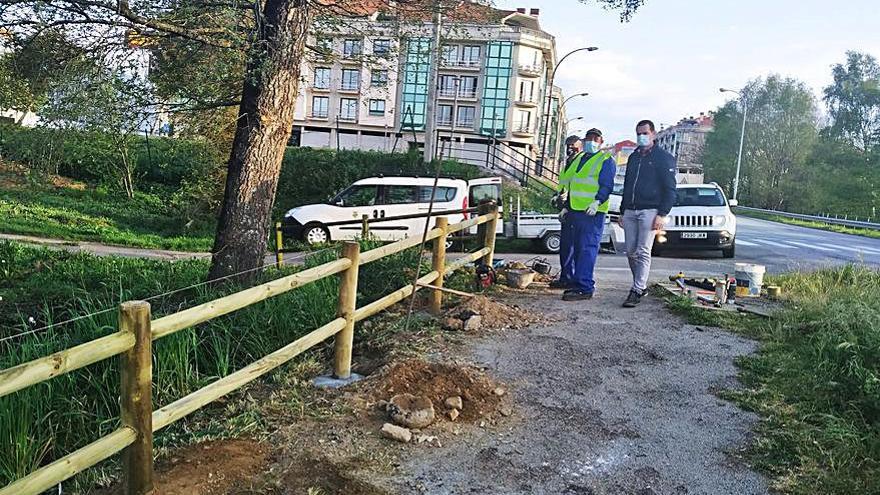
[561,92,589,109]
[537,47,598,173]
[720,87,748,202]
[566,116,584,126]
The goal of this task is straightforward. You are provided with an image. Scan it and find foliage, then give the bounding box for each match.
[666,265,880,494]
[824,51,880,153]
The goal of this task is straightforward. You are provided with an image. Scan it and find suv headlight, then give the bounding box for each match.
[713,215,727,227]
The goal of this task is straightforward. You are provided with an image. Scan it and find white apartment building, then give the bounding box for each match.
[292,3,567,175]
[657,113,714,184]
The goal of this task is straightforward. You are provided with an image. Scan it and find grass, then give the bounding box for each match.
[0,185,215,251]
[0,237,428,492]
[737,208,880,240]
[662,265,880,494]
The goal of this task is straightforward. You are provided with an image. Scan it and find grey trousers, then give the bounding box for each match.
[623,208,658,294]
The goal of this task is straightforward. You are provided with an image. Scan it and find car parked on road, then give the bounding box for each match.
[654,183,738,258]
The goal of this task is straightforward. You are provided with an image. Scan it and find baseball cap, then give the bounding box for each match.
[564,135,581,146]
[584,128,603,139]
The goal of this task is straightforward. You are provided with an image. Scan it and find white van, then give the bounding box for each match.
[282,176,504,244]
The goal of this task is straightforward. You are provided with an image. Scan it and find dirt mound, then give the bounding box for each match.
[368,360,503,422]
[148,439,269,495]
[0,160,86,190]
[446,295,542,331]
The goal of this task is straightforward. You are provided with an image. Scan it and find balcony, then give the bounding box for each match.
[456,119,475,129]
[436,117,453,127]
[310,112,329,120]
[438,88,478,99]
[514,95,539,107]
[339,83,360,93]
[518,64,543,77]
[440,58,482,70]
[512,124,535,136]
[338,114,358,122]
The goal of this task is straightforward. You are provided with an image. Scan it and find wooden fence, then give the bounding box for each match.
[0,204,500,495]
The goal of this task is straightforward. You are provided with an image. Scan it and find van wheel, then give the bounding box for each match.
[541,232,561,254]
[303,224,330,245]
[722,242,735,258]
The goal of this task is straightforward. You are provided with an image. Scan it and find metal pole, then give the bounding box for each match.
[423,1,443,163]
[733,99,748,202]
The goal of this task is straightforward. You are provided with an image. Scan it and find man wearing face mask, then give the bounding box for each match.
[618,119,677,308]
[555,128,617,301]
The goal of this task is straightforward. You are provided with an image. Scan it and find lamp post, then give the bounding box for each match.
[537,47,598,173]
[561,92,589,109]
[565,116,584,126]
[720,87,748,202]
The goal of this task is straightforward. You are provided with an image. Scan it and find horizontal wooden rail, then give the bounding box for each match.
[353,271,440,322]
[0,427,135,495]
[444,247,491,273]
[447,212,495,235]
[0,332,134,399]
[151,258,351,340]
[152,317,346,432]
[359,227,444,265]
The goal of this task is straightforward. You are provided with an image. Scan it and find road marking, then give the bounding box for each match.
[827,244,880,255]
[785,241,835,252]
[736,239,760,246]
[750,239,798,249]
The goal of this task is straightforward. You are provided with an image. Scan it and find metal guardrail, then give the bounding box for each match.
[736,206,880,231]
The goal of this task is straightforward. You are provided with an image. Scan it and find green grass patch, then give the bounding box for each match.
[662,265,880,494]
[0,186,215,251]
[737,209,880,240]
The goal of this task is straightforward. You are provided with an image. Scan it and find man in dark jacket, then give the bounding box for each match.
[618,119,677,307]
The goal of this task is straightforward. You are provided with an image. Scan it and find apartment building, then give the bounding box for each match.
[657,113,714,184]
[291,2,566,173]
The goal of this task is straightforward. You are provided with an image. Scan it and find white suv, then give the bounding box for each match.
[654,183,738,258]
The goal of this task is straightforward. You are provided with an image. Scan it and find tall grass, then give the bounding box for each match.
[0,237,427,491]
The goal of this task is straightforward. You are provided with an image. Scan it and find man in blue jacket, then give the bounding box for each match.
[618,120,677,307]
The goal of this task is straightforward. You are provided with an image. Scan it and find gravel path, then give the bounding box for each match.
[389,285,768,495]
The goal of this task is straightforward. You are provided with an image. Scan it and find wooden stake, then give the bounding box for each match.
[481,203,499,267]
[120,301,153,495]
[430,217,448,314]
[361,214,370,237]
[334,241,360,379]
[274,222,284,269]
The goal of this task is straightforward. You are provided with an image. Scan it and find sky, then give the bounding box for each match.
[494,0,880,144]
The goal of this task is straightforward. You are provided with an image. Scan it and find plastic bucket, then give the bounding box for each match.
[735,263,765,297]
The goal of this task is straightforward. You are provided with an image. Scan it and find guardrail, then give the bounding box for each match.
[0,204,500,495]
[736,206,880,231]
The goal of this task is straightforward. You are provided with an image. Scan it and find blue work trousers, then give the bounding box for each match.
[560,211,605,293]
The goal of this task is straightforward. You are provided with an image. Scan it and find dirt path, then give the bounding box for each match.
[381,286,768,494]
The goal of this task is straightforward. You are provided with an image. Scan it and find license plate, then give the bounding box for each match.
[681,232,708,239]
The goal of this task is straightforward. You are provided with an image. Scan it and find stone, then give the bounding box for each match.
[442,318,463,331]
[499,406,513,417]
[388,393,436,429]
[462,315,482,331]
[444,396,463,410]
[448,409,460,421]
[380,423,412,443]
[493,387,506,396]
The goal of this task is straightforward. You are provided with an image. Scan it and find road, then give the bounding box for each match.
[501,216,880,287]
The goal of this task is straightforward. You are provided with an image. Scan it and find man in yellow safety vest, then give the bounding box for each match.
[554,128,617,301]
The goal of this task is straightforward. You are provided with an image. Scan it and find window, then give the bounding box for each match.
[313,67,330,89]
[384,185,417,204]
[374,39,391,55]
[368,99,386,116]
[519,80,534,101]
[400,38,431,131]
[674,187,726,207]
[341,69,360,90]
[469,184,501,205]
[343,39,362,57]
[333,185,377,207]
[311,96,329,118]
[457,106,475,127]
[439,75,457,96]
[459,76,477,97]
[479,41,513,136]
[461,45,481,64]
[516,110,531,131]
[339,98,358,120]
[371,70,388,87]
[316,37,332,56]
[442,45,458,64]
[437,105,453,125]
[417,186,457,202]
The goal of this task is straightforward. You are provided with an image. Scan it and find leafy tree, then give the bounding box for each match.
[824,51,880,154]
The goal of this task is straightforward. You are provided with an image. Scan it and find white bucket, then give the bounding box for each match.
[735,263,766,298]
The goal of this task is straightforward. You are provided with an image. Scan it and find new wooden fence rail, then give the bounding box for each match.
[0,205,500,495]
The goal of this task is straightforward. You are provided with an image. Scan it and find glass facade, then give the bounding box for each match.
[480,41,513,137]
[400,37,431,131]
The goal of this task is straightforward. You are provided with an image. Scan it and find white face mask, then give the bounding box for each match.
[637,134,652,147]
[584,141,601,154]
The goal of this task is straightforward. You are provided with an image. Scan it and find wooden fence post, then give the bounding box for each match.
[430,217,448,315]
[120,301,153,495]
[274,222,284,269]
[361,214,370,237]
[333,241,360,379]
[480,202,499,267]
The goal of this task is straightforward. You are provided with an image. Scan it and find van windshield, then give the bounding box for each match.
[674,187,726,207]
[330,185,378,207]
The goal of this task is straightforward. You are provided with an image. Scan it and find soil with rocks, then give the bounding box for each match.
[444,295,544,331]
[367,359,505,422]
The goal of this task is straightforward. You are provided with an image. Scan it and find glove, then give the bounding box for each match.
[559,208,569,222]
[560,190,569,203]
[586,200,601,216]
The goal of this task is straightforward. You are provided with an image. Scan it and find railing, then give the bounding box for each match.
[441,58,481,69]
[438,89,478,99]
[0,205,500,495]
[736,206,880,231]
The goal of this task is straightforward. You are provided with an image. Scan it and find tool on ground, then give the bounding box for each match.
[669,271,685,282]
[684,278,716,291]
[714,278,728,305]
[727,276,737,304]
[530,258,552,275]
[474,263,496,291]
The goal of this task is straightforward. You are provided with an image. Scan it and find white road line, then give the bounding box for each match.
[750,239,798,249]
[825,244,880,255]
[736,239,760,246]
[785,241,835,252]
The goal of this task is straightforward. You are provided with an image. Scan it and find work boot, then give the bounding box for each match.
[622,289,642,308]
[562,290,593,301]
[549,278,570,289]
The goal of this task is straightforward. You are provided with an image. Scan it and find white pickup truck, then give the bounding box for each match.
[503,197,614,254]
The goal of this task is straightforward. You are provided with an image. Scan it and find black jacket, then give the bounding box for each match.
[621,144,677,216]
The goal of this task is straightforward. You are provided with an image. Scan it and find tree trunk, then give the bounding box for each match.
[208,0,312,282]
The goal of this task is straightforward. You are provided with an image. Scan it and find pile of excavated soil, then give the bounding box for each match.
[446,295,543,331]
[368,360,504,422]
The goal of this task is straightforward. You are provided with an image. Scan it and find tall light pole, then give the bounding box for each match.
[566,116,584,126]
[561,92,589,109]
[720,87,748,202]
[537,47,598,173]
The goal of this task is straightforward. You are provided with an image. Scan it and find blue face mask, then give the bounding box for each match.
[637,134,652,148]
[584,141,601,154]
